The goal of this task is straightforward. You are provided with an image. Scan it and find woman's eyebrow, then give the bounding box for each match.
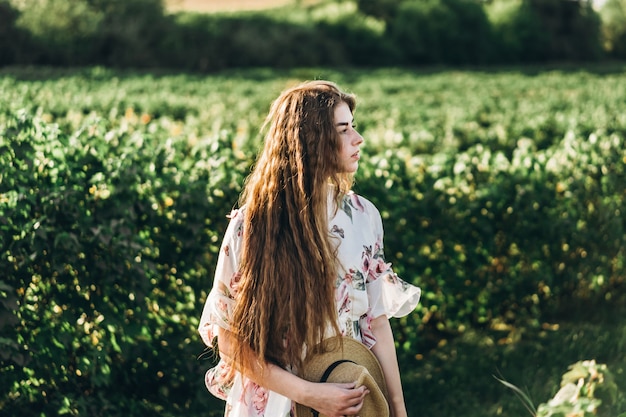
[335,119,354,127]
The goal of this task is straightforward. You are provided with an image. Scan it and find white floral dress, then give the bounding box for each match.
[198,191,421,417]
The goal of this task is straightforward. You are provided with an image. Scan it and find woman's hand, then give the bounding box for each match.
[300,381,369,417]
[217,327,369,416]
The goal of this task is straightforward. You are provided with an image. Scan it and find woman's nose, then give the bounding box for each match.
[353,130,364,145]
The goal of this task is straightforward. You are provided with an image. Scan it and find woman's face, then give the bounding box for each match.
[334,101,364,173]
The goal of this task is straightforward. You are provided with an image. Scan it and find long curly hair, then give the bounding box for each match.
[228,80,357,373]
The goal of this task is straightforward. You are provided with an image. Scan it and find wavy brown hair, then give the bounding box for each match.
[228,80,357,373]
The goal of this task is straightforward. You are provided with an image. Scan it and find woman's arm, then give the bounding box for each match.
[370,315,408,417]
[216,327,369,417]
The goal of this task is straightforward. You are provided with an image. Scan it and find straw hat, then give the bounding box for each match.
[295,336,389,417]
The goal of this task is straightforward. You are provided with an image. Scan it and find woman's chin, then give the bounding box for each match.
[341,165,358,174]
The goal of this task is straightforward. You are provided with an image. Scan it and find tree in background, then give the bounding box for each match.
[355,0,403,21]
[0,0,614,68]
[0,0,27,64]
[598,0,626,58]
[8,0,103,65]
[386,0,494,65]
[6,0,170,66]
[357,0,604,64]
[524,0,603,61]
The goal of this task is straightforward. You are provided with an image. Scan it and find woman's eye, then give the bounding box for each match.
[338,123,356,133]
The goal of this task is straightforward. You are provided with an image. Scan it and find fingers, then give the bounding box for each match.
[339,385,369,415]
[309,382,370,417]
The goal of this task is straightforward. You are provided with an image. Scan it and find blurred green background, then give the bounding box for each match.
[1,1,625,416]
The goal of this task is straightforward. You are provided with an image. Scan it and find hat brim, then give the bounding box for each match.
[295,336,389,417]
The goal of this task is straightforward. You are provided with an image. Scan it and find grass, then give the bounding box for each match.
[401,296,626,417]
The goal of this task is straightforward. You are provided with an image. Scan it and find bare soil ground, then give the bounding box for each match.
[165,0,298,12]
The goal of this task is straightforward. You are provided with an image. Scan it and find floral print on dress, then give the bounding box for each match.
[251,383,268,414]
[233,381,270,416]
[198,191,421,417]
[360,311,377,348]
[230,271,242,298]
[330,224,344,238]
[361,242,393,283]
[339,191,366,222]
[205,360,233,400]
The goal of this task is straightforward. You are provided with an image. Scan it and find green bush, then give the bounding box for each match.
[0,110,243,415]
[316,12,399,66]
[498,360,624,417]
[216,15,334,68]
[1,68,625,415]
[93,0,172,68]
[388,0,495,65]
[10,0,103,65]
[158,12,352,71]
[0,0,29,65]
[486,0,548,63]
[527,0,603,62]
[355,0,402,21]
[7,0,172,67]
[599,0,626,59]
[487,0,604,63]
[356,130,625,352]
[160,13,243,72]
[0,0,616,69]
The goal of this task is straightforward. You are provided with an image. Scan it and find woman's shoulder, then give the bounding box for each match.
[343,191,384,230]
[222,205,246,242]
[227,205,246,220]
[346,190,379,214]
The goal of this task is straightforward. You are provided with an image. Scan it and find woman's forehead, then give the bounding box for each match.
[334,102,353,123]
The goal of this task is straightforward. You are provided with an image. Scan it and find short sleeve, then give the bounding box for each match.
[365,205,421,320]
[198,208,244,347]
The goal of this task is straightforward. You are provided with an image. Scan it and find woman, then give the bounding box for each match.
[198,80,420,417]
